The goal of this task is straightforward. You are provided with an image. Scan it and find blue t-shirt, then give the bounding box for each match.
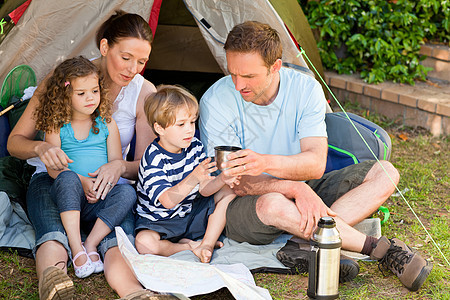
[199,67,327,157]
[136,137,206,221]
[60,116,109,177]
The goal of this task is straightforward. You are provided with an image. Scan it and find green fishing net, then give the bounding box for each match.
[0,64,36,108]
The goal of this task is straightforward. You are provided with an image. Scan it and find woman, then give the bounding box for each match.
[7,11,166,299]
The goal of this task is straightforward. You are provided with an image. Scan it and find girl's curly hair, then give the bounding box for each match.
[34,56,111,134]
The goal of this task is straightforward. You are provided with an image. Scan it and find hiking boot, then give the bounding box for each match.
[39,266,75,300]
[276,238,360,282]
[118,290,178,300]
[370,236,433,291]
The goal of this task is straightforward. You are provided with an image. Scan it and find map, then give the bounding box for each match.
[116,227,272,300]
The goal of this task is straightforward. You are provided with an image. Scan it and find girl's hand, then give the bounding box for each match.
[88,160,125,200]
[36,142,73,171]
[191,157,217,183]
[79,176,98,203]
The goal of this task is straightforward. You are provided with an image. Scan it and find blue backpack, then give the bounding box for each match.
[325,112,391,173]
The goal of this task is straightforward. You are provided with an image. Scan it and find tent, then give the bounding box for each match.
[0,0,327,104]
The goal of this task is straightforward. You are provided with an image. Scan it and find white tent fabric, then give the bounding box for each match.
[184,0,310,74]
[0,0,153,84]
[0,0,315,83]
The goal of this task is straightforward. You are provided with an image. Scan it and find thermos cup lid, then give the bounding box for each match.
[318,216,336,228]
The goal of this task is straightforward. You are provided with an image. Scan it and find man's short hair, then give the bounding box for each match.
[144,84,198,136]
[224,21,282,68]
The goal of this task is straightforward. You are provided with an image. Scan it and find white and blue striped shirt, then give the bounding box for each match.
[136,137,206,221]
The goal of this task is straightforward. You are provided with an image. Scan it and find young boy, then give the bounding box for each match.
[135,84,238,263]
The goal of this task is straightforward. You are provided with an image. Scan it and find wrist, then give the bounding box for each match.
[217,172,226,184]
[188,171,201,186]
[260,154,271,174]
[34,141,47,157]
[286,180,306,199]
[119,159,127,176]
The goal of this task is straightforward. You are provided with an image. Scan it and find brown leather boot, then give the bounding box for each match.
[276,237,360,282]
[370,236,433,291]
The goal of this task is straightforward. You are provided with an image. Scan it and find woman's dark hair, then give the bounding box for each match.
[96,10,153,49]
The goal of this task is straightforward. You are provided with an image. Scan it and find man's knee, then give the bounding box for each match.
[256,193,289,223]
[369,160,400,185]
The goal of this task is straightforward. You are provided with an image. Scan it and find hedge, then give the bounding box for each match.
[301,0,450,84]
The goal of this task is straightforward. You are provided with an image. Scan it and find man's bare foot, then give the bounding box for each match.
[192,241,224,263]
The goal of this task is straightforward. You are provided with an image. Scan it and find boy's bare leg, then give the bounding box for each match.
[135,229,201,257]
[193,187,235,263]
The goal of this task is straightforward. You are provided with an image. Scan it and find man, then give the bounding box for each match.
[199,21,431,291]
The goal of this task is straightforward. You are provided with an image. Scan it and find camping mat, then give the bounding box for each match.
[170,218,382,272]
[170,234,292,273]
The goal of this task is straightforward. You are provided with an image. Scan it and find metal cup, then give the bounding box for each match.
[214,146,242,171]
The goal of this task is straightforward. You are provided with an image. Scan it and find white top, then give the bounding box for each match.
[113,73,144,159]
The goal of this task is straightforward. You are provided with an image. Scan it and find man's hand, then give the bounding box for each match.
[222,149,266,177]
[292,182,336,238]
[36,142,73,171]
[89,160,125,200]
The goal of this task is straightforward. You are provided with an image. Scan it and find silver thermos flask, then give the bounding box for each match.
[307,216,341,299]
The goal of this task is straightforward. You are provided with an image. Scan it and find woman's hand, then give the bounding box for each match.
[36,142,73,171]
[88,160,125,200]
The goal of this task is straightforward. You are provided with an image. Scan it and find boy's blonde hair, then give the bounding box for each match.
[144,85,198,136]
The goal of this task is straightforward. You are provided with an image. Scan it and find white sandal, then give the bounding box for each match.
[87,251,104,273]
[72,247,95,278]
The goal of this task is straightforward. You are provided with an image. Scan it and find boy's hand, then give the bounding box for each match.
[191,157,217,183]
[219,172,241,188]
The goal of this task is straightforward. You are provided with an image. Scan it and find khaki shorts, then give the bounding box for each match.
[225,160,376,245]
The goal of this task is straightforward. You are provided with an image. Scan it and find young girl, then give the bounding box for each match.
[135,85,239,263]
[33,56,136,278]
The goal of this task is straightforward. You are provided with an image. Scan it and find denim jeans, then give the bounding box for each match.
[27,172,136,259]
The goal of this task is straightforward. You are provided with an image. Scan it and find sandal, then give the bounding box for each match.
[72,247,95,278]
[87,251,104,273]
[39,265,75,300]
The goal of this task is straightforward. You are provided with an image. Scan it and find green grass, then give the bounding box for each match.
[0,108,449,299]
